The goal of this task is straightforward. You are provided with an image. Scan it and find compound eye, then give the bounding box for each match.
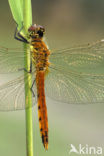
[37,30,43,37]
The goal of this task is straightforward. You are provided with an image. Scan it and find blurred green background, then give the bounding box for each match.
[0,0,104,156]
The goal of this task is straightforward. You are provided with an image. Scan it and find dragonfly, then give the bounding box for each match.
[0,24,104,150]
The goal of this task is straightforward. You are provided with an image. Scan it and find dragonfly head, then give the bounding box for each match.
[28,24,45,39]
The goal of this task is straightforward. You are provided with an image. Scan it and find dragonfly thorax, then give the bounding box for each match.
[32,42,50,71]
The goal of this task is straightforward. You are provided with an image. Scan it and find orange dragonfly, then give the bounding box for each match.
[0,24,104,149]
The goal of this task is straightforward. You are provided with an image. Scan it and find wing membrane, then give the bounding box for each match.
[0,46,28,73]
[0,73,36,111]
[45,40,104,104]
[50,40,104,75]
[45,66,104,104]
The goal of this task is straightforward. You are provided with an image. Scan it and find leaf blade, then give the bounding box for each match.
[8,0,24,29]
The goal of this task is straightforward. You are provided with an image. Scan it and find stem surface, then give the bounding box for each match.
[23,0,33,156]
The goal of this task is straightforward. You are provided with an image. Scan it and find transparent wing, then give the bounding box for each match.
[50,40,104,75]
[0,46,28,73]
[45,39,104,104]
[0,73,36,111]
[0,45,37,111]
[45,66,104,104]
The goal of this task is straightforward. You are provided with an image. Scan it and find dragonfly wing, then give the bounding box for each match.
[45,67,104,104]
[0,73,36,111]
[45,40,104,104]
[0,46,35,73]
[50,40,104,75]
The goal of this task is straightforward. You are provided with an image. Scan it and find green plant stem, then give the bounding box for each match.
[23,0,33,156]
[24,44,33,156]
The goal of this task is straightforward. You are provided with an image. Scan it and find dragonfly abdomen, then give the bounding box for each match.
[36,71,48,150]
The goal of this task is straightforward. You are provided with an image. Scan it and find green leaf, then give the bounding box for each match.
[8,0,32,34]
[8,0,23,30]
[8,0,32,35]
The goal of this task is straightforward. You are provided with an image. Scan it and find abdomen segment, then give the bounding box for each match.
[36,71,48,150]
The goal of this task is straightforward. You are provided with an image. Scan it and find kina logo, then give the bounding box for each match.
[69,144,103,155]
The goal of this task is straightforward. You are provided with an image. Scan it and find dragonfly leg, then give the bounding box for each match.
[18,59,32,73]
[30,79,36,97]
[14,22,29,43]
